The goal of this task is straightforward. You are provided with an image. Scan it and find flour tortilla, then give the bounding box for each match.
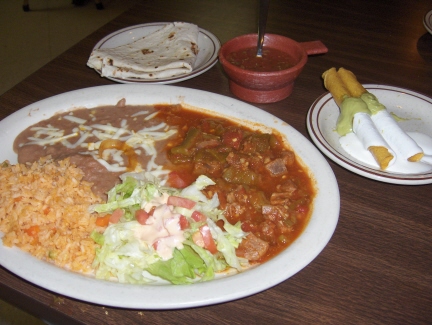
[87,22,199,79]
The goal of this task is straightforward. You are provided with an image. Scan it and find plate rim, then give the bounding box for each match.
[307,84,432,185]
[0,84,340,309]
[423,10,432,35]
[90,22,221,84]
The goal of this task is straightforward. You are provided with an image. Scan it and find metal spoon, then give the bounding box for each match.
[256,0,270,57]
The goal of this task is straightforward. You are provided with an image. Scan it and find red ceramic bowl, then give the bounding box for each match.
[219,34,328,103]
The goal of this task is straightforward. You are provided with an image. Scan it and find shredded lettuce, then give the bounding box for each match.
[90,173,248,284]
[146,246,206,284]
[90,230,104,245]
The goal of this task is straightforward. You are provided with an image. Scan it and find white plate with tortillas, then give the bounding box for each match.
[87,22,220,84]
[307,85,432,185]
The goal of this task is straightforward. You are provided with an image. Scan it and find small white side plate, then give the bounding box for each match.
[424,10,432,35]
[90,23,221,84]
[307,84,432,185]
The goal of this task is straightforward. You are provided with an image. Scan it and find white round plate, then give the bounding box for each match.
[307,84,432,185]
[424,10,432,35]
[0,84,339,309]
[90,23,221,84]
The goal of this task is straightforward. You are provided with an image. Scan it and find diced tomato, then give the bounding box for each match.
[153,241,159,250]
[135,209,150,225]
[95,215,110,227]
[148,206,156,216]
[167,196,196,209]
[179,215,190,230]
[24,225,40,237]
[199,225,218,254]
[191,210,206,222]
[167,171,195,189]
[110,209,124,224]
[223,129,243,149]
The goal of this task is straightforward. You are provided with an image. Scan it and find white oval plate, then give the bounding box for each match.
[424,10,432,35]
[307,84,432,185]
[90,23,221,84]
[0,85,339,309]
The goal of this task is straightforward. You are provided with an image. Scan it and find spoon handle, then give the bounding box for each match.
[257,0,270,57]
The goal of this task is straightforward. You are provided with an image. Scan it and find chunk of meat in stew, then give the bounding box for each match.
[160,109,314,263]
[236,233,270,261]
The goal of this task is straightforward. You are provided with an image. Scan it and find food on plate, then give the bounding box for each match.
[0,157,102,273]
[337,67,367,98]
[351,112,395,170]
[323,68,424,169]
[13,100,177,198]
[321,67,350,106]
[90,173,247,284]
[323,67,426,170]
[337,68,424,162]
[361,92,424,162]
[2,102,315,284]
[322,67,395,169]
[87,22,199,79]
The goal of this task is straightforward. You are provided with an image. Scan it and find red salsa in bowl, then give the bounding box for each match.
[226,47,296,72]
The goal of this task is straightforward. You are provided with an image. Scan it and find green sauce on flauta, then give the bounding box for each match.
[336,97,370,136]
[360,92,386,114]
[335,92,387,136]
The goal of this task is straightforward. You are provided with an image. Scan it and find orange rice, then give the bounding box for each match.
[0,157,102,273]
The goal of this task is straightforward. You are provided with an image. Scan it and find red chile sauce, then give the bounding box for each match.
[14,103,315,263]
[157,105,315,262]
[226,46,296,72]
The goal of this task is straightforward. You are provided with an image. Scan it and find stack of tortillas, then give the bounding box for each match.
[87,22,199,80]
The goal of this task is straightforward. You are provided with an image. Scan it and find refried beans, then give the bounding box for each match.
[14,100,178,198]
